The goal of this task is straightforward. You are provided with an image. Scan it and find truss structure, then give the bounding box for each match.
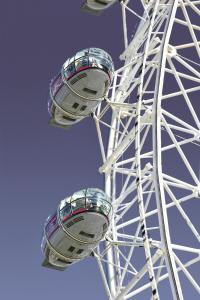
[93,0,200,299]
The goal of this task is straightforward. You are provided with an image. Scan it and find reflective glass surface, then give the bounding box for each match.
[63,58,70,70]
[85,188,112,216]
[60,202,71,219]
[86,188,109,201]
[88,56,102,69]
[45,212,58,237]
[72,189,86,200]
[71,198,86,212]
[41,236,46,252]
[89,48,105,58]
[62,48,114,81]
[65,62,76,78]
[59,188,112,219]
[75,56,89,72]
[75,49,89,60]
[69,57,74,64]
[47,98,54,117]
[101,201,111,216]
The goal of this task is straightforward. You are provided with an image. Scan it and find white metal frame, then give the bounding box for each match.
[93,0,200,299]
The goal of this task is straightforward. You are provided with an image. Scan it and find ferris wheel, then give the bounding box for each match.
[92,0,200,299]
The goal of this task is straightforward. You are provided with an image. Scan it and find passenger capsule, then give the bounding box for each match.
[81,0,116,15]
[48,48,114,129]
[41,188,112,271]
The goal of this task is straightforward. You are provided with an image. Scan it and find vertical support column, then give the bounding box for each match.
[105,172,116,299]
[104,111,118,298]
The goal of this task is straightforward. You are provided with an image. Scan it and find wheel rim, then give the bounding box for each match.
[93,0,200,299]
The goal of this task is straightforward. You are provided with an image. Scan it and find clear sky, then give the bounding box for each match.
[0,1,123,299]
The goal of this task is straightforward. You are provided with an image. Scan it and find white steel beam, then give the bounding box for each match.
[152,1,184,299]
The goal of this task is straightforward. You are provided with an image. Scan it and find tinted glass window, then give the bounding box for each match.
[100,58,111,70]
[68,62,76,73]
[75,49,89,60]
[69,57,75,64]
[83,88,97,95]
[60,203,71,219]
[85,188,111,215]
[79,231,94,238]
[75,57,89,71]
[68,246,75,252]
[71,198,85,212]
[75,58,83,71]
[81,57,89,67]
[100,201,111,216]
[86,188,108,201]
[63,58,70,70]
[89,48,105,58]
[80,105,87,111]
[72,189,86,200]
[72,103,79,109]
[62,115,76,122]
[86,197,98,208]
[77,249,84,254]
[45,213,58,236]
[65,62,76,79]
[89,56,102,69]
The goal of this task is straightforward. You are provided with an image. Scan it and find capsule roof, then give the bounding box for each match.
[60,188,110,210]
[62,47,114,82]
[63,48,113,68]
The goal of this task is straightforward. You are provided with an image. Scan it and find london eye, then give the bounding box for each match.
[42,0,200,299]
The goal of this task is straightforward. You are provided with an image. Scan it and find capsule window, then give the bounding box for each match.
[76,249,84,255]
[75,57,89,71]
[62,115,76,122]
[79,231,95,239]
[75,49,89,60]
[70,73,87,85]
[80,105,87,111]
[60,204,71,219]
[68,246,75,252]
[83,87,97,95]
[71,198,85,211]
[94,0,108,6]
[57,258,67,263]
[103,223,108,231]
[72,103,79,109]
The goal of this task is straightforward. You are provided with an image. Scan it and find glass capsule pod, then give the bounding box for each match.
[48,48,114,129]
[86,0,115,10]
[81,0,115,15]
[41,188,112,271]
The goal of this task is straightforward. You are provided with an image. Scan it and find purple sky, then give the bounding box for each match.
[0,1,123,299]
